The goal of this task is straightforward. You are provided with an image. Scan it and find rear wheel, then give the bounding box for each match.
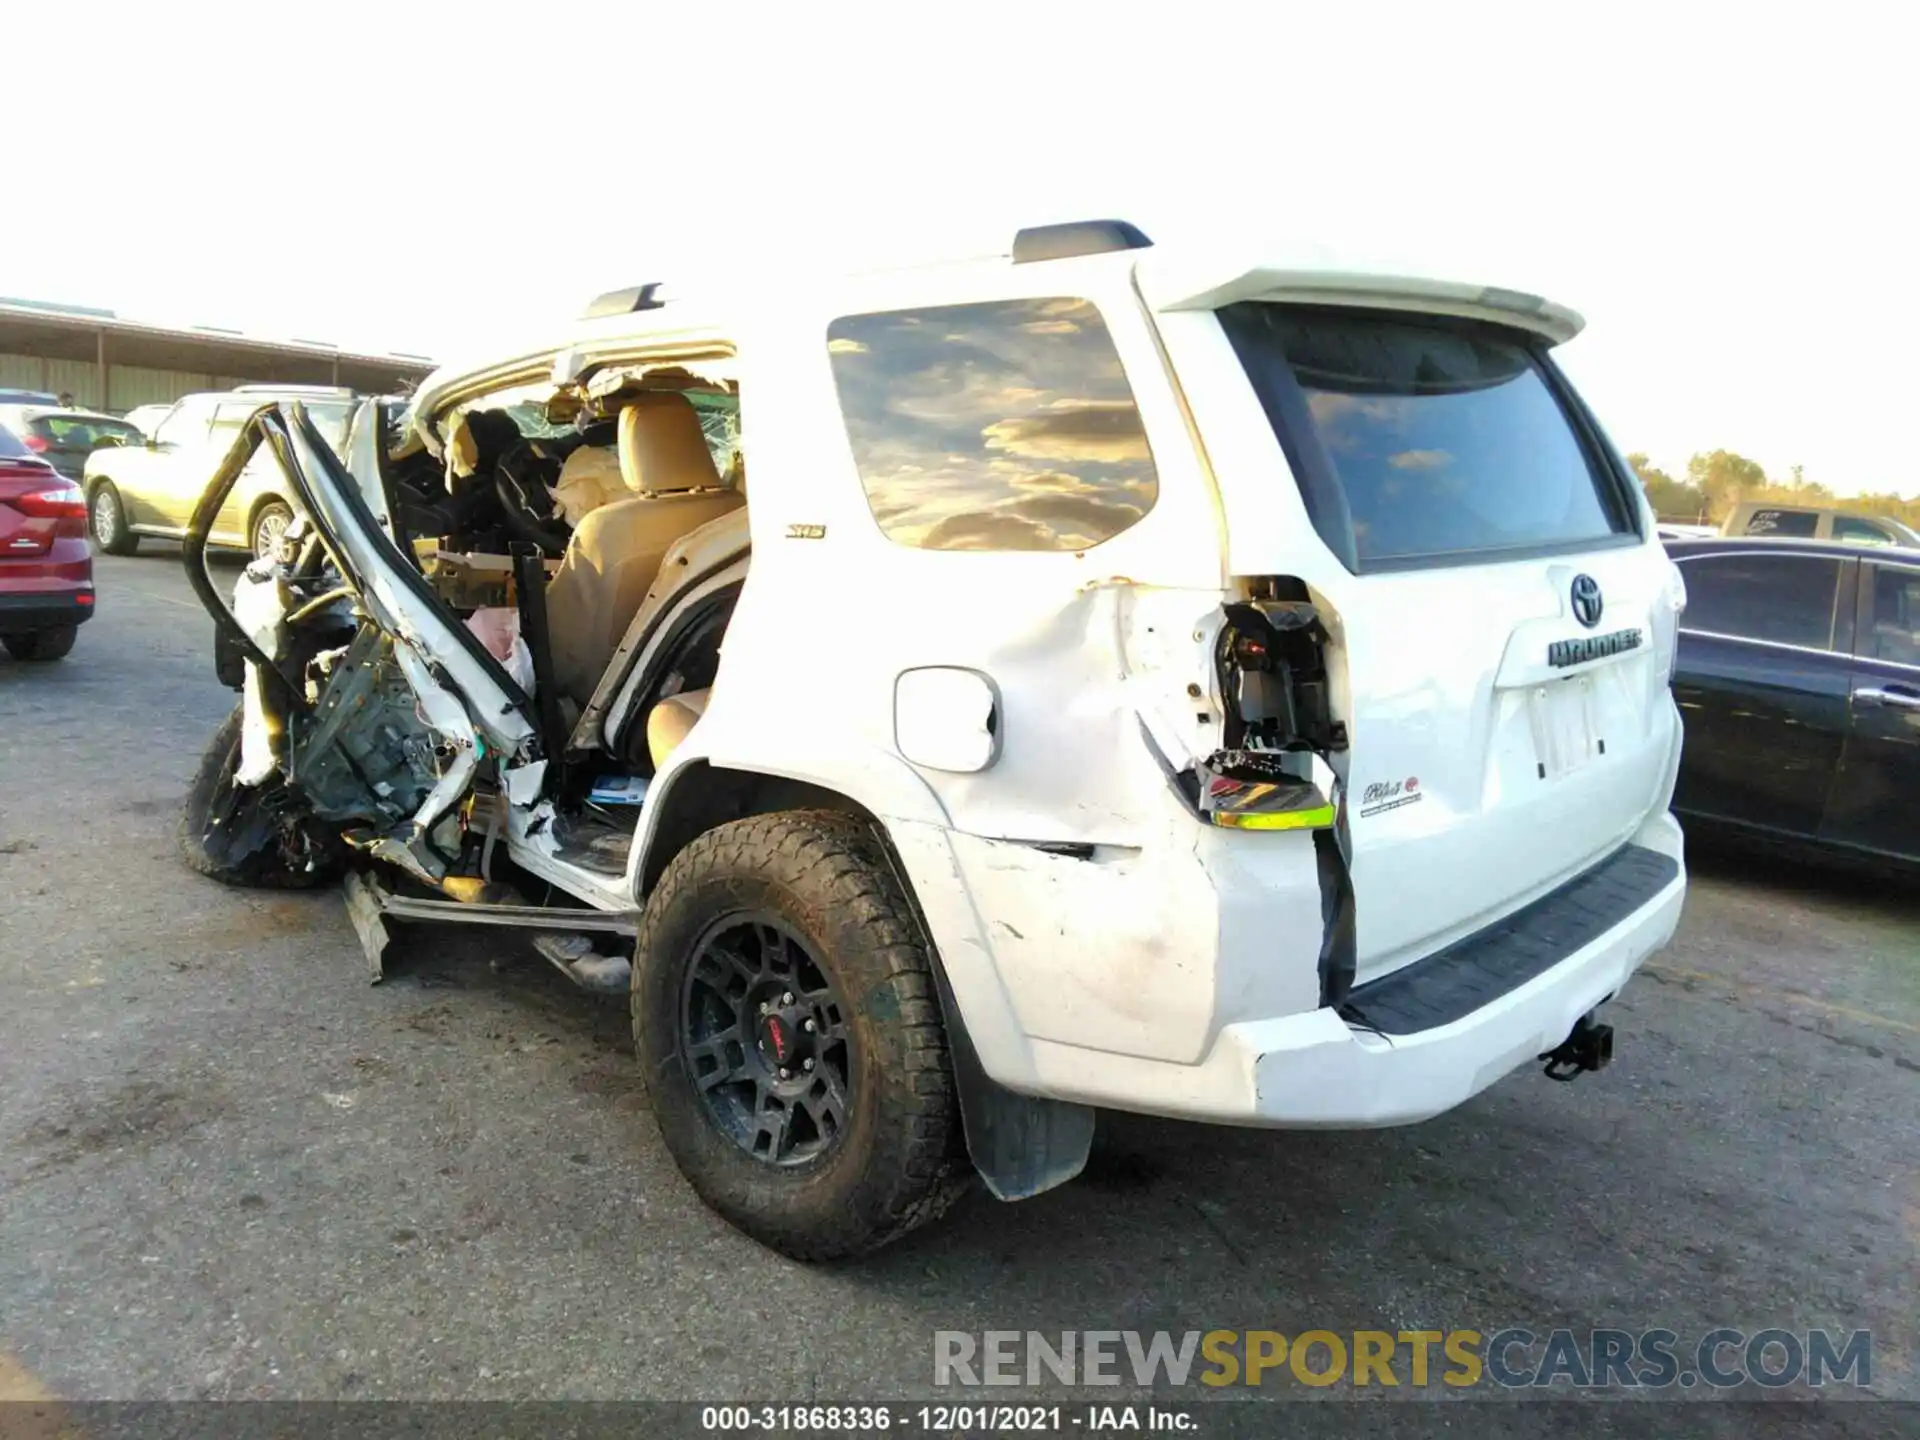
[250,500,294,563]
[3,626,76,662]
[633,810,968,1261]
[180,705,339,889]
[89,482,138,555]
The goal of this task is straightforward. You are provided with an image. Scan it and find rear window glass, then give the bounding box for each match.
[1219,305,1632,570]
[1743,508,1819,538]
[0,422,29,459]
[827,298,1157,552]
[29,415,142,448]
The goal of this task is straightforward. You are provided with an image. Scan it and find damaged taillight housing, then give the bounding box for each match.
[1653,560,1688,686]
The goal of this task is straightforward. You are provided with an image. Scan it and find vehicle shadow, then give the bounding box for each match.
[371,904,1817,1324]
[1684,828,1920,923]
[322,881,1912,1427]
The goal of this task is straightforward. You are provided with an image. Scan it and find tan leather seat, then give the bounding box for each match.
[545,393,743,707]
[646,688,710,768]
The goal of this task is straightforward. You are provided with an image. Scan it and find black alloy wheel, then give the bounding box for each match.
[680,913,852,1167]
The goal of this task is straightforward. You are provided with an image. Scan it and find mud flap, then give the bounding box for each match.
[928,951,1096,1202]
[1315,824,1357,1008]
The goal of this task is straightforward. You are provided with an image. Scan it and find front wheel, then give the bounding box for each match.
[633,810,968,1261]
[250,500,294,563]
[180,705,339,889]
[3,626,76,661]
[89,481,138,555]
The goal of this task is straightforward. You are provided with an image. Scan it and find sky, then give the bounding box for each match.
[12,2,1914,496]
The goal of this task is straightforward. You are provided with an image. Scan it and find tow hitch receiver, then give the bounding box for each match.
[1540,1011,1614,1082]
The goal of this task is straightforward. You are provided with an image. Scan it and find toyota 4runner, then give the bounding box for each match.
[180,220,1690,1260]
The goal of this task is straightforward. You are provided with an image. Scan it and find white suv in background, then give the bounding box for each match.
[180,219,1690,1259]
[84,384,357,559]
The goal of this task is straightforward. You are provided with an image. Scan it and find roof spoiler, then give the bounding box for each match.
[1139,260,1584,345]
[581,283,666,320]
[1011,219,1152,265]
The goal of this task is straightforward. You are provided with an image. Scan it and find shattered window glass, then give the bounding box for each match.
[826,298,1157,552]
[448,383,573,442]
[687,391,742,482]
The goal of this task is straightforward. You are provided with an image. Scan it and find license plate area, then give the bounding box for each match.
[1527,673,1597,781]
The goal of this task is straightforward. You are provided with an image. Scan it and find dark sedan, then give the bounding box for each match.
[0,405,144,483]
[1665,536,1919,868]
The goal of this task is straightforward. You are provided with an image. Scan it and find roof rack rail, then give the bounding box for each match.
[582,282,666,319]
[231,383,353,395]
[1011,219,1152,265]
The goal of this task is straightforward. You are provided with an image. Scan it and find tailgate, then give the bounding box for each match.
[1326,551,1676,982]
[1179,294,1682,988]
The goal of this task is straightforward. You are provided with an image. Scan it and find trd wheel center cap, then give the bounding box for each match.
[757,1008,812,1069]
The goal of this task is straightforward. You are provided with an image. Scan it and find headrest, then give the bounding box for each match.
[617,392,721,495]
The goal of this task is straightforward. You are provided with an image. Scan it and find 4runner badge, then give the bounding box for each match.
[1358,776,1422,819]
[1548,628,1642,668]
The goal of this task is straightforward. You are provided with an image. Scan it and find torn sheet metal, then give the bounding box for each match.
[278,412,537,763]
[342,870,391,983]
[503,760,548,807]
[390,643,481,847]
[583,357,738,401]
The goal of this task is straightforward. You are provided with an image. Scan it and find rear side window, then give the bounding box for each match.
[1677,553,1843,650]
[153,402,211,447]
[1219,305,1634,571]
[1832,515,1894,546]
[210,403,256,449]
[1744,508,1819,538]
[213,400,352,457]
[826,298,1157,552]
[1862,565,1920,666]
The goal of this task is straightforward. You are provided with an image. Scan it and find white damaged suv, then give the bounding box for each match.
[180,220,1689,1259]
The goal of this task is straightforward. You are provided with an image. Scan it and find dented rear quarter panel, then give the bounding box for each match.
[619,266,1334,1090]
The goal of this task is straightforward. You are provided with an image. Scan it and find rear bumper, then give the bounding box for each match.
[999,811,1686,1128]
[0,586,95,631]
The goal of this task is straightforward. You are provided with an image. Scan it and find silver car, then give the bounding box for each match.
[82,385,356,558]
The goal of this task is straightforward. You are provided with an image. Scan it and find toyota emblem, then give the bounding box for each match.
[1570,574,1603,629]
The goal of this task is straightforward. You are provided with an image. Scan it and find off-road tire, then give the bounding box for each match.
[633,810,970,1260]
[3,626,77,661]
[180,705,338,889]
[89,481,138,554]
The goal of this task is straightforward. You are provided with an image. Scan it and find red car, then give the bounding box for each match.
[0,421,93,661]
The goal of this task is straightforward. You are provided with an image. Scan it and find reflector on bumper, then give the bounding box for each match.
[1210,798,1336,830]
[1200,752,1337,831]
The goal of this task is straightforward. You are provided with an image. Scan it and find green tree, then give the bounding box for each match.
[1628,452,1706,520]
[1685,450,1768,523]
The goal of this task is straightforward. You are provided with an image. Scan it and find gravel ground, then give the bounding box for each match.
[1,550,1913,1434]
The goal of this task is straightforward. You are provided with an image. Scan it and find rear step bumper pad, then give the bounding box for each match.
[1009,815,1686,1129]
[1341,844,1681,1037]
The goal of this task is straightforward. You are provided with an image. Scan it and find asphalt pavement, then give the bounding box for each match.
[1,549,1914,1429]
